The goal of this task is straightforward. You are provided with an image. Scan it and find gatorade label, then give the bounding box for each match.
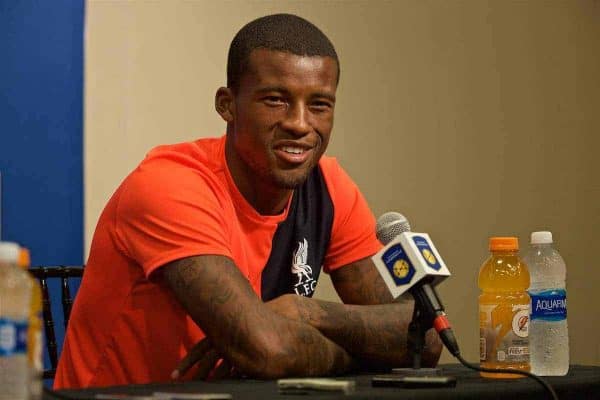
[0,318,28,356]
[479,303,530,364]
[530,289,567,321]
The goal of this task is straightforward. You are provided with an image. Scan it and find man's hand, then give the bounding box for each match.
[171,338,236,381]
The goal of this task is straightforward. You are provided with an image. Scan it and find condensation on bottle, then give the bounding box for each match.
[0,242,32,400]
[523,231,569,376]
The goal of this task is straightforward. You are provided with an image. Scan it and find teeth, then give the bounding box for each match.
[281,146,304,154]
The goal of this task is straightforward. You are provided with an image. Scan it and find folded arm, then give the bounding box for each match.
[268,256,443,369]
[163,255,356,379]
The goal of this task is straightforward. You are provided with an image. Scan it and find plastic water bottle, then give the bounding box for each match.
[523,231,569,376]
[0,242,32,400]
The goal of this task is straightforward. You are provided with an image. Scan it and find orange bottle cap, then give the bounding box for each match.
[18,247,31,268]
[489,237,519,251]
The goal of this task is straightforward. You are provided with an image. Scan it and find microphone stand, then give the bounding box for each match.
[392,281,444,376]
[407,303,429,370]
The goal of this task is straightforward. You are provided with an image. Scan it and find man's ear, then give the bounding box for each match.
[215,87,234,122]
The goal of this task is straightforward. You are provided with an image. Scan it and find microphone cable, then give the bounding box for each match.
[434,319,557,399]
[441,334,558,400]
[454,353,558,400]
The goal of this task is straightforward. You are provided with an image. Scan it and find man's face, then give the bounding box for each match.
[226,48,338,190]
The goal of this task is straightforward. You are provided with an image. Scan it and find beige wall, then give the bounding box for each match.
[86,0,600,365]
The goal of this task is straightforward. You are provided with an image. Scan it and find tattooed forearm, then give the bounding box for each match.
[274,294,441,369]
[322,297,411,365]
[163,255,355,378]
[269,256,443,369]
[330,256,393,305]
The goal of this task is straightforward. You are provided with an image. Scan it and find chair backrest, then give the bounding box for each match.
[28,265,84,379]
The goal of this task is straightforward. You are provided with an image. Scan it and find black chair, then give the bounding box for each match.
[28,265,85,379]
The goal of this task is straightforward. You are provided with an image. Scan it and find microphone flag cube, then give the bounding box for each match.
[372,232,450,298]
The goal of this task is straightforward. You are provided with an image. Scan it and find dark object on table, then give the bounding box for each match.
[372,374,457,388]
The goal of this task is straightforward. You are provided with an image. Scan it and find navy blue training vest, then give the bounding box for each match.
[260,166,334,301]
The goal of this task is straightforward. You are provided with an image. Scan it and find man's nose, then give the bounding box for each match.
[280,103,311,136]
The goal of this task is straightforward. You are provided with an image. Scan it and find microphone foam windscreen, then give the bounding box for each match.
[376,212,411,245]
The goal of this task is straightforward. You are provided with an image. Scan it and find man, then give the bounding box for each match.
[55,14,441,388]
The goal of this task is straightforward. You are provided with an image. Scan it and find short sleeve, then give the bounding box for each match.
[114,156,232,278]
[320,158,382,272]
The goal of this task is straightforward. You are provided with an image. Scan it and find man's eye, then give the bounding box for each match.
[310,101,333,112]
[263,96,285,106]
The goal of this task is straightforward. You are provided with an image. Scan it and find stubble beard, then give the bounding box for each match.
[269,139,325,189]
[262,151,320,190]
[241,141,324,190]
[269,166,313,189]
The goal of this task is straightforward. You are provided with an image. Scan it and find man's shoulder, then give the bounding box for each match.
[114,135,229,208]
[142,136,225,172]
[122,136,225,188]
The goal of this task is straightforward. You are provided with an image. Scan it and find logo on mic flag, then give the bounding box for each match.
[422,249,437,265]
[372,229,450,299]
[393,259,410,279]
[382,244,415,286]
[413,235,442,271]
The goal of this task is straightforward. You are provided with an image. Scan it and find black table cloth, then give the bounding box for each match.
[44,364,600,400]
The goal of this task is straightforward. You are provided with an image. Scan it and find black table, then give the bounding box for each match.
[44,364,600,400]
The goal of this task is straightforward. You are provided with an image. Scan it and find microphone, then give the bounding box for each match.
[372,212,460,357]
[372,212,559,398]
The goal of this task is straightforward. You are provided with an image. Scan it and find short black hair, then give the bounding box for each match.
[227,14,339,91]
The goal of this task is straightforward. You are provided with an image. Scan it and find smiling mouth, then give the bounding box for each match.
[274,144,313,164]
[281,146,306,154]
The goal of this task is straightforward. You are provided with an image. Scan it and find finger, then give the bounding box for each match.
[211,359,233,380]
[171,339,213,380]
[194,349,220,380]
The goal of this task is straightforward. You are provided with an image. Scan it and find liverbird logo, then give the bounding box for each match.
[291,238,317,296]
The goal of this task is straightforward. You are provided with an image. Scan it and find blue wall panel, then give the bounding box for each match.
[0,0,85,382]
[0,0,84,265]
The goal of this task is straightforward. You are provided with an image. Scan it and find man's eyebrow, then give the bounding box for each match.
[312,92,336,103]
[255,86,289,95]
[255,86,336,102]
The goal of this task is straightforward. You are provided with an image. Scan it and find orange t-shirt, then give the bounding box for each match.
[55,136,381,388]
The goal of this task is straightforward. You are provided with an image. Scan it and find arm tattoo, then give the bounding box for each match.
[298,256,444,369]
[163,255,355,378]
[320,300,443,369]
[330,256,393,305]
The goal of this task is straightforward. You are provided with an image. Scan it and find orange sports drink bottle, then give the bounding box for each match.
[18,247,43,400]
[478,237,530,378]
